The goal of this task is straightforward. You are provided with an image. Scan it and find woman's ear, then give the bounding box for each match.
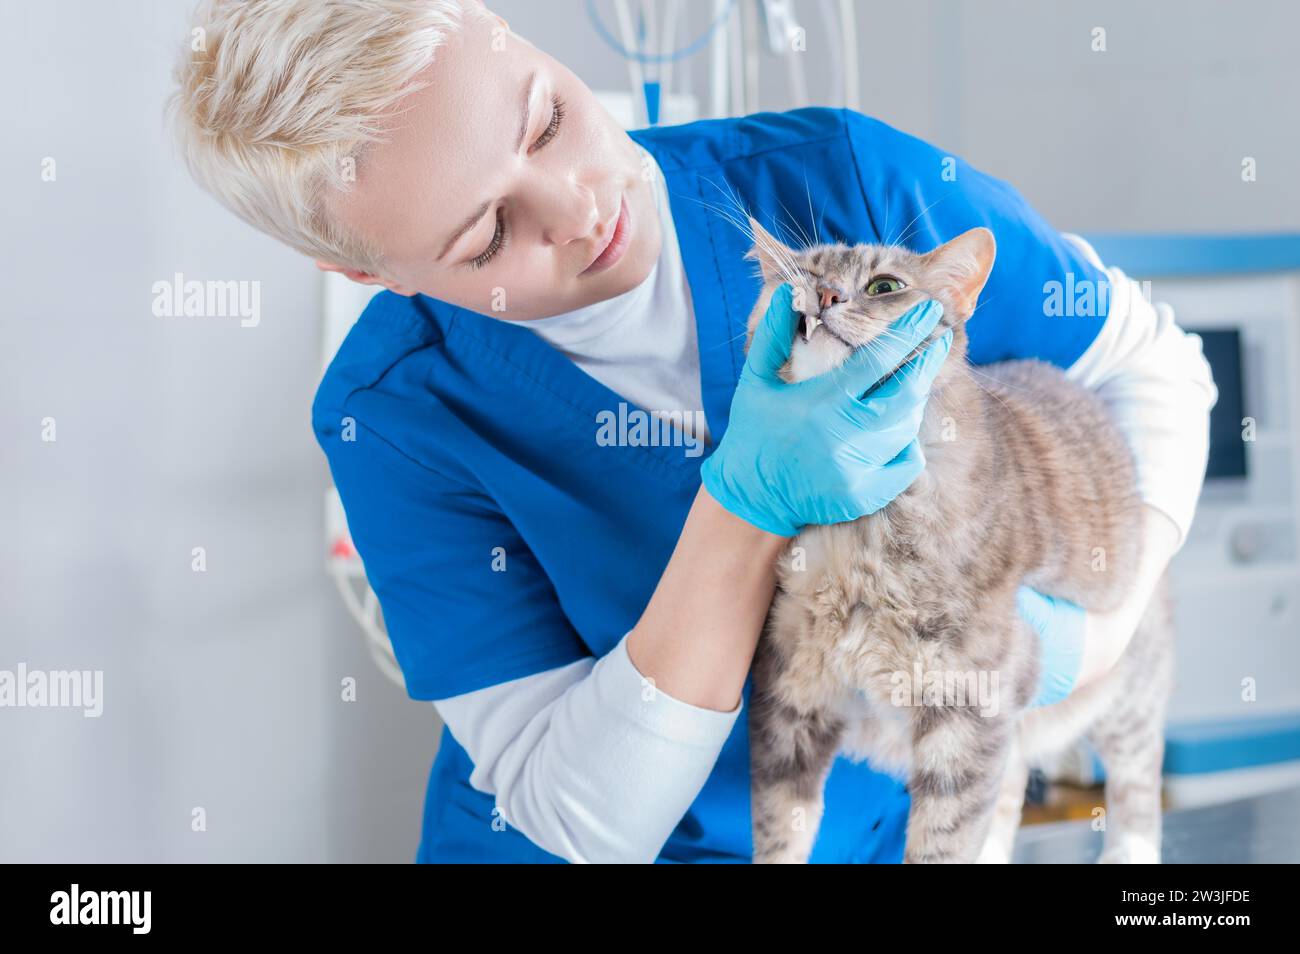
[744,215,796,286]
[919,227,996,320]
[313,259,416,297]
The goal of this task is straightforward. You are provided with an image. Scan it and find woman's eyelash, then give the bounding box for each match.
[532,95,566,151]
[469,96,566,270]
[470,208,507,270]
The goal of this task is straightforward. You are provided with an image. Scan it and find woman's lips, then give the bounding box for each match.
[582,194,630,275]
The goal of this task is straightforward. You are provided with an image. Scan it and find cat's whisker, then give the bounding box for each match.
[773,197,814,252]
[885,193,950,249]
[803,167,823,247]
[879,191,891,254]
[686,188,810,291]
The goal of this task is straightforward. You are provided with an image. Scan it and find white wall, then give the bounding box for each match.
[1,0,1294,862]
[1,1,430,862]
[500,0,1299,233]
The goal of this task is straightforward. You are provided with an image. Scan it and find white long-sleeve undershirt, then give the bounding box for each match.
[434,631,740,863]
[1060,233,1217,678]
[1061,232,1218,549]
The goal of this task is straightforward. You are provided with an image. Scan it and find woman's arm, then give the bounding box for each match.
[1062,234,1218,683]
[1062,234,1218,548]
[626,487,785,709]
[433,487,781,863]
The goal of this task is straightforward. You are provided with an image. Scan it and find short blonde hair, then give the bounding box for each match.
[168,0,491,273]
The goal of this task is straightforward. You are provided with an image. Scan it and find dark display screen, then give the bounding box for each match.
[1186,328,1247,479]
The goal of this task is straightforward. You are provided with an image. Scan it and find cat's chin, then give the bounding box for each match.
[781,333,853,383]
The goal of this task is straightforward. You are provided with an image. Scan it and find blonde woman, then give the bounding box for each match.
[169,0,1214,863]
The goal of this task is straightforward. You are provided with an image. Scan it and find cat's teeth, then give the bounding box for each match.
[801,314,822,341]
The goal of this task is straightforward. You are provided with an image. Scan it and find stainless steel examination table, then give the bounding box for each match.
[1011,785,1300,863]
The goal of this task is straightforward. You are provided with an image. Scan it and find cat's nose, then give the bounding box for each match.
[817,282,847,312]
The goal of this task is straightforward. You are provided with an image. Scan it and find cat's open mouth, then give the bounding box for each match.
[798,312,851,347]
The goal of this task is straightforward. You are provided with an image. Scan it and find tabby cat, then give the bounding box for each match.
[743,219,1173,864]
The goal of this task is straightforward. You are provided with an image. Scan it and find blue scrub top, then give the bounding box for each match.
[312,107,1110,863]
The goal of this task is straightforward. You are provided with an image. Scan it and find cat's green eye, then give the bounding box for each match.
[865,276,906,296]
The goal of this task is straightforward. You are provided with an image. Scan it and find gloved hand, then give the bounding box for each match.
[700,283,951,537]
[1017,586,1087,708]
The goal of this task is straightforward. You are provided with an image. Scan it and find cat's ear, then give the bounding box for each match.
[920,227,996,320]
[744,215,794,285]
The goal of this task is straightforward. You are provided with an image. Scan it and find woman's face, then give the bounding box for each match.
[321,9,663,321]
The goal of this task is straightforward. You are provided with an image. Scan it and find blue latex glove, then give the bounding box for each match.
[1018,586,1087,708]
[700,283,951,537]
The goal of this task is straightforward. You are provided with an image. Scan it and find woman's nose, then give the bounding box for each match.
[536,178,600,246]
[817,281,848,313]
